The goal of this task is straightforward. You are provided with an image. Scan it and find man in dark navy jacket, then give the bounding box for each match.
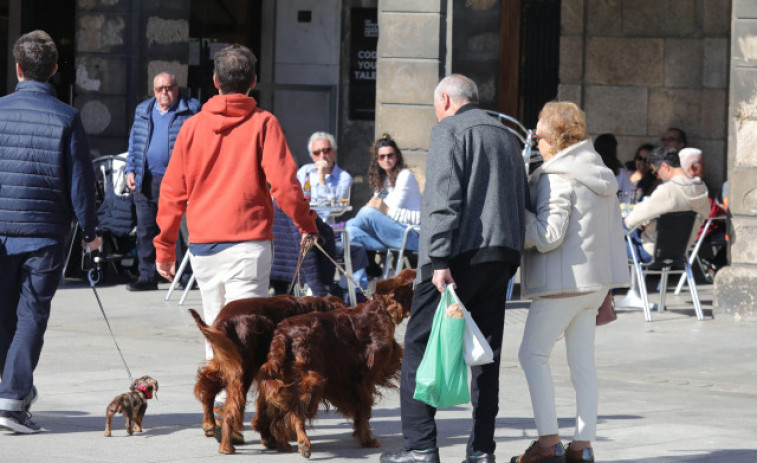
[125,72,200,291]
[0,30,100,433]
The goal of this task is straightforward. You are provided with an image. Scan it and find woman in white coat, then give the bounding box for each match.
[510,102,629,463]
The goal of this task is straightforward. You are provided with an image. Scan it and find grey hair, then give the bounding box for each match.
[678,147,702,174]
[307,132,337,153]
[433,74,479,105]
[153,72,177,86]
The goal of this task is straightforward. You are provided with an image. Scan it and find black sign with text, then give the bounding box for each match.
[349,8,378,120]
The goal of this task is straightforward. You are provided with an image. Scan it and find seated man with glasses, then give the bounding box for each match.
[624,145,709,263]
[297,132,353,213]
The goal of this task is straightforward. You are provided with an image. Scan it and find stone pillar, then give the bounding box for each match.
[375,0,446,193]
[714,2,757,321]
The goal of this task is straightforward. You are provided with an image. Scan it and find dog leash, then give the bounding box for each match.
[311,240,370,299]
[86,254,135,385]
[287,236,315,295]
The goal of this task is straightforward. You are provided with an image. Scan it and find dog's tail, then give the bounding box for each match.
[188,309,243,380]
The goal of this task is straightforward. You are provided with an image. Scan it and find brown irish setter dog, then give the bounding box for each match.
[189,295,347,453]
[189,268,415,455]
[252,269,416,458]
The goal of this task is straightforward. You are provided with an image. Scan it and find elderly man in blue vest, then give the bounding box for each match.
[125,72,200,291]
[0,30,100,433]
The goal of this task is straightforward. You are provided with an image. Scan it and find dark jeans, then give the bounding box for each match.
[0,242,64,410]
[134,172,188,283]
[400,260,516,456]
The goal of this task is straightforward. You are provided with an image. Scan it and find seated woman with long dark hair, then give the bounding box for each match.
[344,134,421,294]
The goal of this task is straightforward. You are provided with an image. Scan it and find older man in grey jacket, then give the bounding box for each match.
[380,74,529,463]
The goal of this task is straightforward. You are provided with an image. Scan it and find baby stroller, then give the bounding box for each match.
[86,153,138,284]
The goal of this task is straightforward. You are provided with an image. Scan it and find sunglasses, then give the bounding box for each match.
[154,85,176,92]
[378,152,396,160]
[311,147,333,156]
[635,155,648,162]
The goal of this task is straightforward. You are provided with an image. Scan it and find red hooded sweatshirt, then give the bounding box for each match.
[154,93,317,264]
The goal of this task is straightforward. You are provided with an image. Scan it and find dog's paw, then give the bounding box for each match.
[298,440,311,459]
[104,431,111,437]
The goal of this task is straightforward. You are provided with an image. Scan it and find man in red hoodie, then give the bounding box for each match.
[154,44,318,442]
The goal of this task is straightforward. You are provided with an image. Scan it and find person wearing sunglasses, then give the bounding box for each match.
[627,143,659,200]
[296,131,352,211]
[125,71,200,291]
[343,133,421,297]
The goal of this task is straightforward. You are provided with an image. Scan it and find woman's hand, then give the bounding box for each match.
[367,196,389,214]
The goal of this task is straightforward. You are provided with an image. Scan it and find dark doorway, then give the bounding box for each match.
[499,0,560,130]
[188,0,262,103]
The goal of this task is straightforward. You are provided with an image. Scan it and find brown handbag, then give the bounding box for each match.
[596,290,617,326]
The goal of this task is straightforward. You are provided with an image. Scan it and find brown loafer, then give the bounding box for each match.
[510,441,566,463]
[565,443,594,462]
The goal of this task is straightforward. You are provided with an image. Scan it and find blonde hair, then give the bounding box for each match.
[538,101,588,152]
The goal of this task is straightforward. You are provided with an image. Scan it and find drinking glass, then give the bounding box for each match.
[618,191,634,217]
[337,184,351,208]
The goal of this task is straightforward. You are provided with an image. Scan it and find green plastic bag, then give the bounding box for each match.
[413,286,469,408]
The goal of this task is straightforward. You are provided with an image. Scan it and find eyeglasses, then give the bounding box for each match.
[311,147,333,156]
[635,155,648,162]
[378,152,396,160]
[154,85,176,92]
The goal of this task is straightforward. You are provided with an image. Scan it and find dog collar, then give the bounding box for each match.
[136,384,152,399]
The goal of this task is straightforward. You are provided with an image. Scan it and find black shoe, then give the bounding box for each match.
[380,448,440,463]
[127,280,159,291]
[463,453,495,463]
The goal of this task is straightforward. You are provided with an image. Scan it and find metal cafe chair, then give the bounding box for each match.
[625,211,705,322]
[673,215,727,295]
[382,224,421,279]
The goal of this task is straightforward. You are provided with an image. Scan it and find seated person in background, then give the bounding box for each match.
[595,133,634,194]
[624,146,710,263]
[344,134,421,292]
[679,147,727,276]
[628,143,660,200]
[296,131,352,216]
[661,127,687,152]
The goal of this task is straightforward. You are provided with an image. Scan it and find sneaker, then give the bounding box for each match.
[510,441,566,463]
[0,410,42,434]
[213,401,244,446]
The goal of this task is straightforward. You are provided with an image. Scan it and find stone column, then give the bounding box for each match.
[375,0,446,192]
[714,1,757,321]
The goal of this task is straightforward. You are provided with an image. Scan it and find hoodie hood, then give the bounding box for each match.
[200,94,258,133]
[667,174,710,205]
[534,139,618,197]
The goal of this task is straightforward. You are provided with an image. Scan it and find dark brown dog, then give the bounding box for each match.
[104,376,159,437]
[189,295,348,454]
[252,269,416,458]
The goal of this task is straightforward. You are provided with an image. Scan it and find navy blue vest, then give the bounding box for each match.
[0,81,88,239]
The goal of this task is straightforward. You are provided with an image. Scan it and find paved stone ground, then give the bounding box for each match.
[1,278,756,462]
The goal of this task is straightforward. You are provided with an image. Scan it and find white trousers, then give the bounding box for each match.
[189,240,273,360]
[518,288,609,441]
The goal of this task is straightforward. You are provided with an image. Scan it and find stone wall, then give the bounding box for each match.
[714,0,757,321]
[375,0,447,193]
[559,0,731,193]
[75,0,189,156]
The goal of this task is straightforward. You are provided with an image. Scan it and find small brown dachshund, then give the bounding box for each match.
[104,376,159,437]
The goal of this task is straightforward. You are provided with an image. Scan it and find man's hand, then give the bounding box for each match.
[157,261,176,282]
[432,268,456,293]
[81,236,101,252]
[313,160,329,184]
[300,232,319,249]
[126,172,136,191]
